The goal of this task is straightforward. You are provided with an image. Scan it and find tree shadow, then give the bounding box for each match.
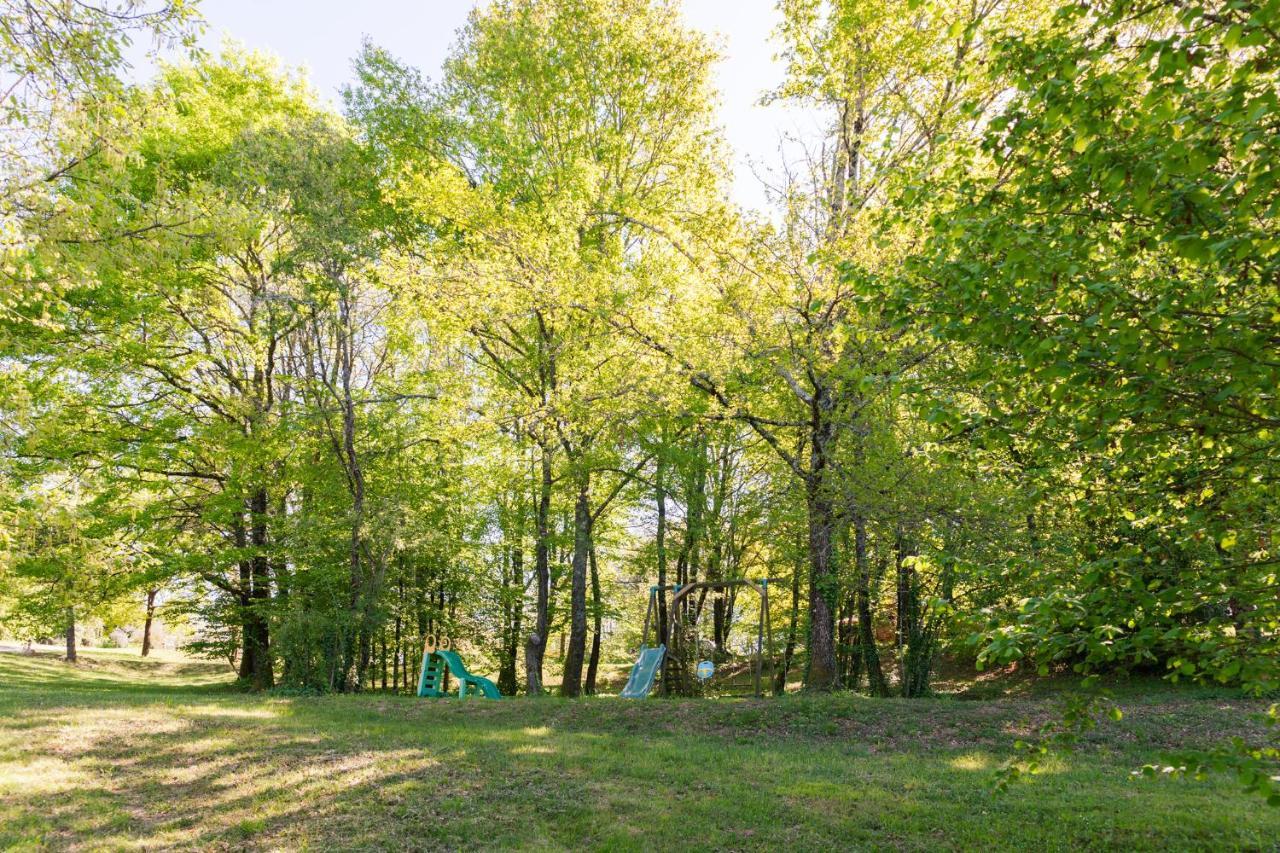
[0,686,1274,849]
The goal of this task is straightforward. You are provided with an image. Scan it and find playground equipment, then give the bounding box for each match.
[620,587,668,698]
[621,578,779,698]
[620,643,666,698]
[417,635,501,699]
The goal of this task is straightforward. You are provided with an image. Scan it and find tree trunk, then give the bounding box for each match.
[897,530,933,697]
[141,588,157,657]
[510,554,524,694]
[64,606,76,663]
[560,472,591,697]
[228,627,240,670]
[499,542,523,695]
[246,488,274,690]
[895,528,915,681]
[774,542,803,694]
[802,393,840,690]
[234,513,256,682]
[393,596,402,694]
[835,587,849,683]
[272,495,290,680]
[839,525,865,691]
[839,590,861,688]
[358,630,373,691]
[344,333,368,693]
[804,475,838,690]
[685,436,707,586]
[380,630,388,690]
[855,514,889,696]
[524,634,543,695]
[585,544,602,695]
[438,580,450,693]
[526,444,553,695]
[655,453,669,647]
[712,595,727,658]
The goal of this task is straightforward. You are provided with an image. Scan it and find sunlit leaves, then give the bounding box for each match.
[898,0,1280,704]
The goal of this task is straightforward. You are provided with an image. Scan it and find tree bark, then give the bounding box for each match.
[245,488,274,690]
[499,541,523,695]
[655,453,669,647]
[341,286,369,692]
[524,633,543,695]
[380,630,388,690]
[802,390,839,690]
[855,514,889,696]
[560,472,592,697]
[526,444,553,695]
[234,513,256,682]
[804,477,839,689]
[141,588,157,657]
[712,595,727,658]
[585,543,602,695]
[895,528,917,655]
[64,606,77,662]
[393,585,402,693]
[774,540,803,694]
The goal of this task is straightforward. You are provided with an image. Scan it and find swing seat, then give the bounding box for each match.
[620,644,666,698]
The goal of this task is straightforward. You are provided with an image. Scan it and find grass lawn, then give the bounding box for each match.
[0,650,1276,851]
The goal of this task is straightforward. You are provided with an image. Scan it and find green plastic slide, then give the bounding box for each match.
[417,648,502,699]
[620,644,665,698]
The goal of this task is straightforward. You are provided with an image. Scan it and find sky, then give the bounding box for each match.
[126,1,822,214]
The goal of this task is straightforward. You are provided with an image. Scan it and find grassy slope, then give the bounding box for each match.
[0,651,1275,851]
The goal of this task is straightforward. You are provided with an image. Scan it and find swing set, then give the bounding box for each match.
[624,578,781,698]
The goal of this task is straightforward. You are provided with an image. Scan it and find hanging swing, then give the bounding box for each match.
[659,578,781,698]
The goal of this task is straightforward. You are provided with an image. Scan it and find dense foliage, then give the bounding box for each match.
[891,0,1280,693]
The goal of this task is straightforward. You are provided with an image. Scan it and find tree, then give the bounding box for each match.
[899,0,1280,693]
[18,50,346,688]
[351,0,728,696]
[2,476,137,660]
[614,0,1035,691]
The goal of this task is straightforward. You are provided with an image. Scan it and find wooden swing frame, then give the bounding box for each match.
[641,578,782,698]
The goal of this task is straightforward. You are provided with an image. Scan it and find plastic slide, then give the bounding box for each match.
[620,644,666,698]
[417,648,502,699]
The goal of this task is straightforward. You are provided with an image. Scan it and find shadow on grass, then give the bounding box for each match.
[1,681,1276,850]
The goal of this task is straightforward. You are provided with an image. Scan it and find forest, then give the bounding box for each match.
[0,0,1278,847]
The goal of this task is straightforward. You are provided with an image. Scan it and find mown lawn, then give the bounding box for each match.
[0,650,1275,851]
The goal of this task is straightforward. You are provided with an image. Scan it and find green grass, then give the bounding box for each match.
[0,650,1275,850]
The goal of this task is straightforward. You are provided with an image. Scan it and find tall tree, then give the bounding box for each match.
[352,0,728,696]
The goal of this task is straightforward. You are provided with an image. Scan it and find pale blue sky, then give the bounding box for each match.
[126,1,822,213]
